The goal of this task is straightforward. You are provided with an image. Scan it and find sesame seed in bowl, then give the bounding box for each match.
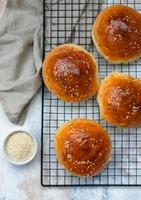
[3,130,37,165]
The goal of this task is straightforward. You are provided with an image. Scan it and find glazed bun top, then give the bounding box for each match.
[42,44,99,102]
[97,72,141,128]
[55,118,112,177]
[92,5,141,63]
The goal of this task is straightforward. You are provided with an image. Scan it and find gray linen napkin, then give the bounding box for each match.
[0,0,42,124]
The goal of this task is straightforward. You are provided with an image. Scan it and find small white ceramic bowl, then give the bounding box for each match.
[3,130,37,165]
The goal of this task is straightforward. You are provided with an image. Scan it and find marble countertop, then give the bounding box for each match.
[0,89,141,200]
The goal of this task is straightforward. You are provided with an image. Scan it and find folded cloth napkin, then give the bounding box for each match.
[0,0,42,124]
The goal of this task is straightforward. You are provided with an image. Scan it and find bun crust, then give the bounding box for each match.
[97,72,141,127]
[42,44,99,102]
[55,118,112,177]
[92,5,141,63]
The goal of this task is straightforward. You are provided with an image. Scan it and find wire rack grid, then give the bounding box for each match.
[41,0,141,186]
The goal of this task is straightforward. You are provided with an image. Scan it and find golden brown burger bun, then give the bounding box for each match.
[97,72,141,128]
[42,44,99,102]
[55,118,112,177]
[92,5,141,64]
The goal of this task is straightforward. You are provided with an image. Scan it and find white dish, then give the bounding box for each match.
[3,130,37,165]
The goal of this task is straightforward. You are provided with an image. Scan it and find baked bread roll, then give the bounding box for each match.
[55,118,112,177]
[97,72,141,127]
[92,5,141,63]
[42,44,99,102]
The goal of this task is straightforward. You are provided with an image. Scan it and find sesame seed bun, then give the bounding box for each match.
[42,44,99,102]
[97,72,141,127]
[55,118,112,177]
[92,5,141,64]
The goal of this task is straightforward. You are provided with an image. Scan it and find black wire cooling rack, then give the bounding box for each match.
[41,0,141,186]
